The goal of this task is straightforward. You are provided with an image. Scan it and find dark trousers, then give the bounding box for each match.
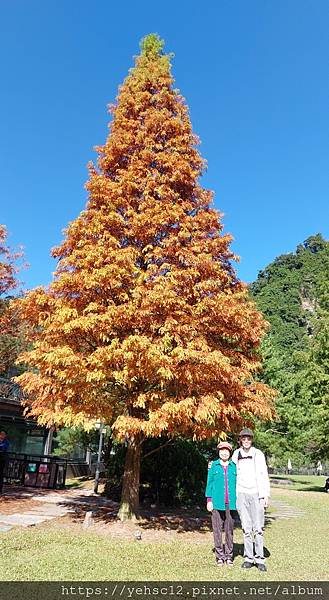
[212,507,235,561]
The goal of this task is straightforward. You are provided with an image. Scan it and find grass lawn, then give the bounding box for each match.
[0,476,328,581]
[270,474,327,492]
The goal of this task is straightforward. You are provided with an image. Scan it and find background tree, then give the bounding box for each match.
[106,437,210,508]
[0,225,25,377]
[300,282,329,459]
[17,34,274,520]
[52,426,101,459]
[251,234,329,465]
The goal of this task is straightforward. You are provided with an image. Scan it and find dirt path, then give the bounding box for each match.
[0,485,97,529]
[0,483,308,538]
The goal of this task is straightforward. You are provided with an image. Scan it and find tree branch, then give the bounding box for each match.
[142,439,174,460]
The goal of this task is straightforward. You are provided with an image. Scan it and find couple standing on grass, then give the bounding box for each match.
[205,428,270,572]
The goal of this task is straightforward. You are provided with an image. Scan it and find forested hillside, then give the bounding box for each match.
[250,234,329,466]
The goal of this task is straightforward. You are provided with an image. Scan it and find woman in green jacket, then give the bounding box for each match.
[205,441,237,566]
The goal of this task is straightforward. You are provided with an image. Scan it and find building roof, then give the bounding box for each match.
[0,377,24,407]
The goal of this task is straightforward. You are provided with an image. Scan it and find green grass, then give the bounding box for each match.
[270,474,327,492]
[0,477,328,581]
[64,476,94,489]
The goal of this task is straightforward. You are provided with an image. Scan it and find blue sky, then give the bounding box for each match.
[1,0,328,290]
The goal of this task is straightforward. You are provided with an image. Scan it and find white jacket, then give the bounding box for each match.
[232,446,270,498]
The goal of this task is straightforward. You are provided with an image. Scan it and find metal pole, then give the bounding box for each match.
[94,424,104,494]
[43,426,54,456]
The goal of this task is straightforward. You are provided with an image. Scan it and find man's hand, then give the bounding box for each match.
[260,497,269,509]
[207,501,213,512]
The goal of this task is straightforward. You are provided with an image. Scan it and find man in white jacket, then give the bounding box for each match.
[232,428,270,572]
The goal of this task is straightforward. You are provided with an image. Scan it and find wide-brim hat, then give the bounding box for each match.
[217,441,233,453]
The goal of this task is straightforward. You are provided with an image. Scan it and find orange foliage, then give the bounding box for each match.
[16,35,274,439]
[0,225,20,297]
[0,225,25,376]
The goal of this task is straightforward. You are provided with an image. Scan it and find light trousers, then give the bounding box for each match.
[237,492,265,564]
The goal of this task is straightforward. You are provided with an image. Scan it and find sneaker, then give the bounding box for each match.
[216,559,225,566]
[257,563,267,572]
[241,561,254,569]
[226,559,234,567]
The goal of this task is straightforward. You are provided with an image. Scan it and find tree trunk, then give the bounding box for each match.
[118,435,142,521]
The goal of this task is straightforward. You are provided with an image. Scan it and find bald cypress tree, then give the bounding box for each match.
[17,35,274,520]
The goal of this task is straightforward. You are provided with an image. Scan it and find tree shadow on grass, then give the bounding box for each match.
[297,486,328,492]
[60,495,215,533]
[1,486,288,535]
[94,508,211,533]
[138,509,212,533]
[60,494,282,535]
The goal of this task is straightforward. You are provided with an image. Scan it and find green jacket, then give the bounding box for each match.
[205,459,237,510]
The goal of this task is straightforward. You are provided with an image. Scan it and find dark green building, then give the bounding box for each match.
[0,377,47,455]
